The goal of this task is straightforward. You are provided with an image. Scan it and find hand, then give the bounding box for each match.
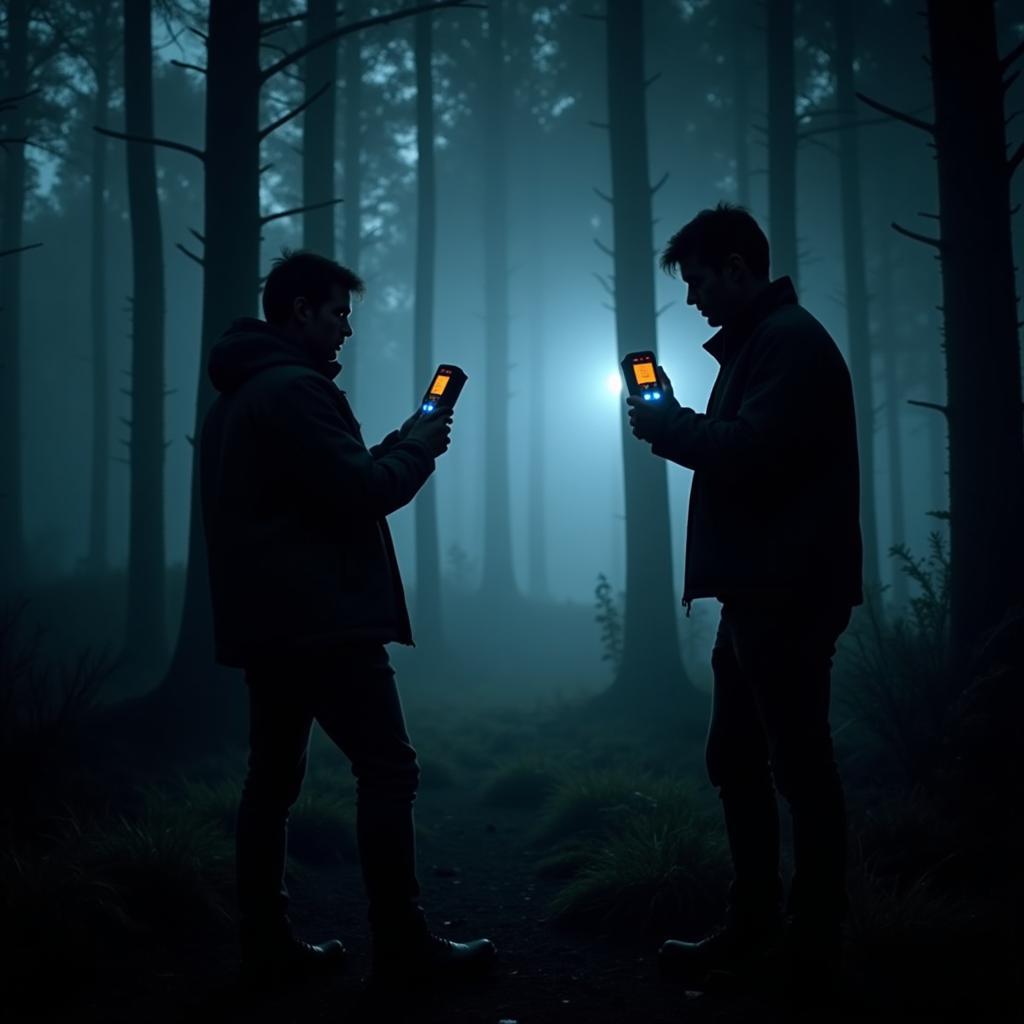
[406,407,454,457]
[626,366,679,443]
[398,409,422,439]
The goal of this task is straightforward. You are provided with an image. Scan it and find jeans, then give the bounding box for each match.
[707,598,851,933]
[237,643,425,945]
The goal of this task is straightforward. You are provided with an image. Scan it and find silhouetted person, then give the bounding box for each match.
[199,250,495,989]
[627,205,862,1001]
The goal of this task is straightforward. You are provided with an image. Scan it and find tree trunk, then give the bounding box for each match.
[526,149,549,602]
[834,0,879,590]
[340,0,364,395]
[480,0,516,599]
[602,0,699,714]
[0,0,29,598]
[732,0,751,210]
[927,0,1024,674]
[876,226,908,608]
[88,0,112,575]
[765,0,798,287]
[123,0,168,668]
[412,7,442,646]
[303,0,336,257]
[156,0,264,743]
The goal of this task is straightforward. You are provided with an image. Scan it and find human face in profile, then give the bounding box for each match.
[680,256,746,330]
[295,284,353,365]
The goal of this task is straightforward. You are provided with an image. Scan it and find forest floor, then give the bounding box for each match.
[49,785,882,1024]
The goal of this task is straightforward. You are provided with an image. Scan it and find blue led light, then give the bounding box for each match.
[422,403,434,412]
[652,391,661,400]
[643,393,651,401]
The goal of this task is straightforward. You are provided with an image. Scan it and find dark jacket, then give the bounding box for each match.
[650,277,863,609]
[199,318,435,668]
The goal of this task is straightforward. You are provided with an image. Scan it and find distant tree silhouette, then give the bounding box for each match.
[859,0,1024,674]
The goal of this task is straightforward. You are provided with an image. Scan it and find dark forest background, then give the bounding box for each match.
[1,1,1022,1021]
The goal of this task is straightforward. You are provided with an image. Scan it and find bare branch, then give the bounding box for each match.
[170,60,207,75]
[917,211,940,221]
[855,91,934,134]
[892,221,941,249]
[260,11,309,35]
[1009,142,1024,178]
[798,114,898,140]
[176,243,204,267]
[0,242,42,259]
[592,272,614,298]
[1004,69,1021,94]
[655,301,675,318]
[907,399,948,417]
[260,163,274,176]
[644,72,661,90]
[593,237,614,258]
[650,171,669,195]
[189,228,205,245]
[1000,38,1024,73]
[593,186,612,205]
[259,80,331,141]
[588,120,609,130]
[260,198,343,227]
[188,26,208,44]
[95,125,205,163]
[260,0,483,84]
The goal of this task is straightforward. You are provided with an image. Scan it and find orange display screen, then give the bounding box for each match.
[430,373,450,396]
[633,361,657,385]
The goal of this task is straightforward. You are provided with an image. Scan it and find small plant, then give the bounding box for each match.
[593,573,624,673]
[836,529,954,785]
[480,756,560,808]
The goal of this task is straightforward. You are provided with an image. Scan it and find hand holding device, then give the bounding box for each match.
[622,352,678,443]
[407,408,453,457]
[420,364,467,413]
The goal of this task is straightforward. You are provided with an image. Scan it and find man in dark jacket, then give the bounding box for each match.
[200,250,494,987]
[627,205,862,998]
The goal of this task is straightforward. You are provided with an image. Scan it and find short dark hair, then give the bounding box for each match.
[262,249,365,325]
[659,202,770,279]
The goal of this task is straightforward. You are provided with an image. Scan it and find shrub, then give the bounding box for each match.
[835,530,954,785]
[593,573,623,673]
[480,756,561,808]
[548,810,728,937]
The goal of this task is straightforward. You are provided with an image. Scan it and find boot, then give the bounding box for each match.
[240,932,347,987]
[372,931,496,987]
[659,917,781,986]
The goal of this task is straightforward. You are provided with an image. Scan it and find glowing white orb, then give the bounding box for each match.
[605,370,622,396]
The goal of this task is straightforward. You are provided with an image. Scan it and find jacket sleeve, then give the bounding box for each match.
[270,373,435,519]
[651,330,831,483]
[370,430,402,459]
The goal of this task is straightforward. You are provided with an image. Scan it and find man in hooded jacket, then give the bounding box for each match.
[199,250,494,987]
[627,205,862,1002]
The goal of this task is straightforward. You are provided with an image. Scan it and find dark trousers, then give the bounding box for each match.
[707,599,851,933]
[237,643,425,945]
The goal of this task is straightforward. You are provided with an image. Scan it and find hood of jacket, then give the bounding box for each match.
[208,317,341,393]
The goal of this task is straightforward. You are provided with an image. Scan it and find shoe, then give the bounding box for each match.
[240,934,347,987]
[372,932,497,987]
[659,920,781,986]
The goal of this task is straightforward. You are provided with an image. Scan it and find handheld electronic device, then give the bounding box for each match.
[620,350,664,402]
[421,364,468,413]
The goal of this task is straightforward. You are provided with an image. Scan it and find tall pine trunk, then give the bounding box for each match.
[158,0,263,741]
[834,0,879,590]
[602,0,698,714]
[303,0,336,257]
[340,0,364,394]
[926,0,1023,673]
[0,0,29,598]
[88,0,112,574]
[123,0,168,667]
[765,0,797,287]
[479,0,516,598]
[732,0,751,209]
[412,8,442,645]
[876,226,908,607]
